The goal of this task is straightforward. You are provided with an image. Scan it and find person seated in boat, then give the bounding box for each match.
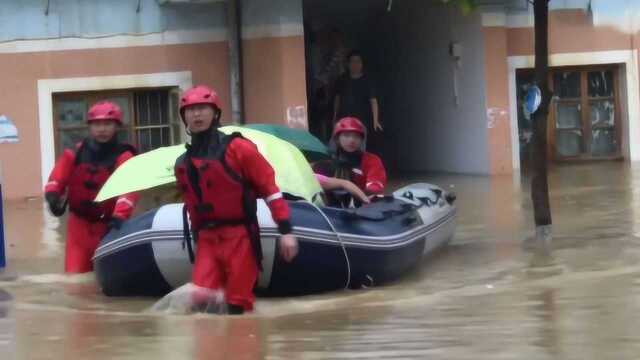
[44,101,139,273]
[313,117,387,207]
[175,85,298,315]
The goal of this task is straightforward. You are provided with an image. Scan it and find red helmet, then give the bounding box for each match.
[180,85,221,114]
[87,101,123,125]
[333,117,366,138]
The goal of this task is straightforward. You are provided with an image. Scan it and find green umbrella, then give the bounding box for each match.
[244,124,329,161]
[95,126,322,203]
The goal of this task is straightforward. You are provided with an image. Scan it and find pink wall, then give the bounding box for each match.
[0,34,309,199]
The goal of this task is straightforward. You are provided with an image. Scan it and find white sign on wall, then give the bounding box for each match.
[0,115,18,144]
[287,105,308,129]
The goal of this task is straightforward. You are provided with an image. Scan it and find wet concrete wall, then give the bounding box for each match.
[385,0,490,174]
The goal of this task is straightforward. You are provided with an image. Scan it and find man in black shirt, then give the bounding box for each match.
[333,51,382,134]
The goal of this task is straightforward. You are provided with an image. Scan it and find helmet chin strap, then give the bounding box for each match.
[203,109,222,132]
[212,109,222,128]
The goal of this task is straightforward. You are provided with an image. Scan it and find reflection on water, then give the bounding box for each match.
[2,162,640,359]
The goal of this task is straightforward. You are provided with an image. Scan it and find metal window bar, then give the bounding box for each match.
[135,125,170,130]
[134,91,173,151]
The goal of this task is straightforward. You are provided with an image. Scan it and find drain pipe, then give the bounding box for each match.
[226,0,245,124]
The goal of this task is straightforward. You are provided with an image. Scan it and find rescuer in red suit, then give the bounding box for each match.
[44,101,139,273]
[175,85,298,314]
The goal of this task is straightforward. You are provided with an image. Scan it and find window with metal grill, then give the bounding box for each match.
[53,88,182,156]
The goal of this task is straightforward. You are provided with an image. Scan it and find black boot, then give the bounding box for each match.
[227,304,244,315]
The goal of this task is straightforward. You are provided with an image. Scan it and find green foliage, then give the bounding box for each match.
[441,0,478,15]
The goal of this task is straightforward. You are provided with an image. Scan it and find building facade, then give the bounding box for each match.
[0,0,637,199]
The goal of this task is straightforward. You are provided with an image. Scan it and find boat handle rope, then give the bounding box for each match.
[182,204,196,264]
[305,201,352,290]
[402,191,441,207]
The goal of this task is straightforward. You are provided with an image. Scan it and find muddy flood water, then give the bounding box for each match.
[2,162,640,359]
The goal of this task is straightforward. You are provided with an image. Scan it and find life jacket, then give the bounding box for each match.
[313,151,367,207]
[175,132,263,263]
[67,140,137,222]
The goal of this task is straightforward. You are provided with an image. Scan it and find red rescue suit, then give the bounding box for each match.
[175,132,291,311]
[45,140,138,273]
[350,152,386,194]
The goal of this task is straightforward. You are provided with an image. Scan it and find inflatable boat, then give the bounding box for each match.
[93,183,457,297]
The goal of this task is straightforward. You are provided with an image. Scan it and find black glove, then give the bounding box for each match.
[45,192,66,217]
[109,217,124,231]
[79,200,102,210]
